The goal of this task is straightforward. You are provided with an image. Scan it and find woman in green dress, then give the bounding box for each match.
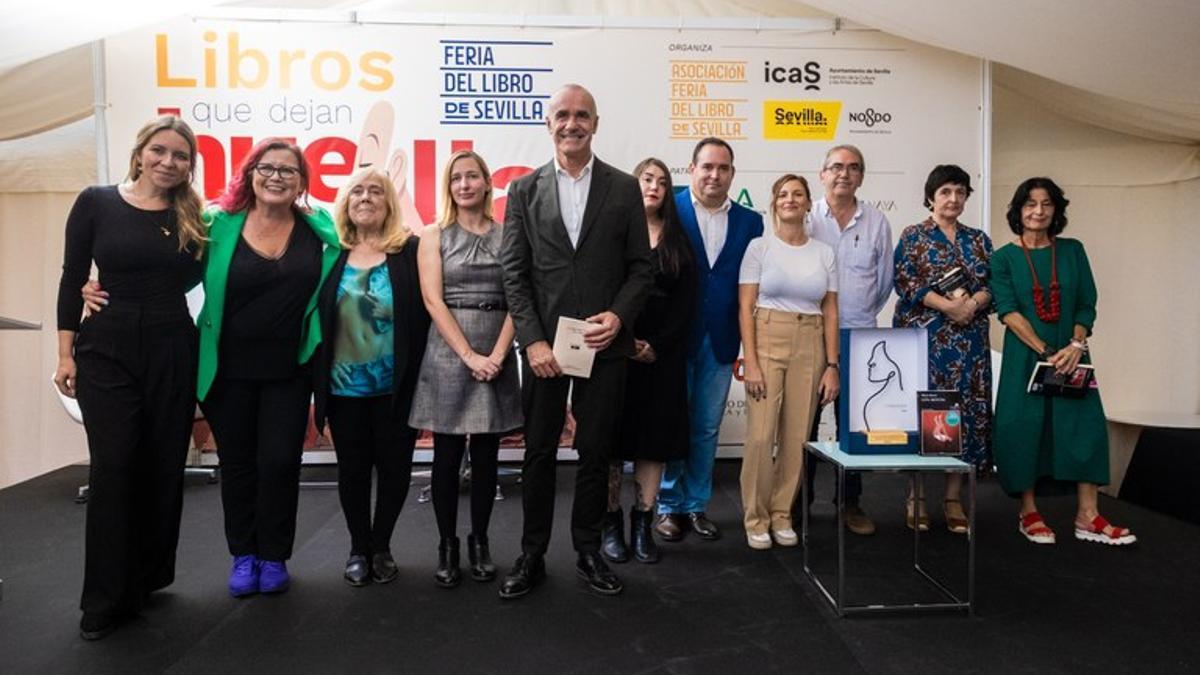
[990,177,1135,546]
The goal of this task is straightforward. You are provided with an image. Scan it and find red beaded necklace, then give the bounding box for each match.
[1019,235,1060,322]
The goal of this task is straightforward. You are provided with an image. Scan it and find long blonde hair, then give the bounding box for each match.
[333,168,411,253]
[127,115,207,257]
[437,150,494,228]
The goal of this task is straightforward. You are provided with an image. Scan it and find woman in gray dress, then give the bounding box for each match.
[410,150,522,587]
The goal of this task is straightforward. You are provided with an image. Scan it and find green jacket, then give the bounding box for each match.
[196,207,342,401]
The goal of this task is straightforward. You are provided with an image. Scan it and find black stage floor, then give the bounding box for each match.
[1,461,1198,674]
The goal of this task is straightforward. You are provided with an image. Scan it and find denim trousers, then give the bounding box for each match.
[659,334,734,514]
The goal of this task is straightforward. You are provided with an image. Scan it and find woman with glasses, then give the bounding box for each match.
[54,115,206,640]
[312,168,430,587]
[196,139,342,596]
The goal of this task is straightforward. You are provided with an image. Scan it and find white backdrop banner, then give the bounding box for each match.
[105,17,984,447]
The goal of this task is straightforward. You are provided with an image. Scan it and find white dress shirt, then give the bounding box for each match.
[691,192,732,266]
[809,197,894,328]
[554,154,595,248]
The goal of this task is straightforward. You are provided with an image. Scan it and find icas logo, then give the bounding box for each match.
[762,61,822,91]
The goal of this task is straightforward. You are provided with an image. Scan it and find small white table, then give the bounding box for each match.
[801,441,975,616]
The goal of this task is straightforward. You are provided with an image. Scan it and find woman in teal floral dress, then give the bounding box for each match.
[893,165,992,534]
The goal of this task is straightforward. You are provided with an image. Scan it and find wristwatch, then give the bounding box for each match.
[1038,347,1055,361]
[825,362,840,370]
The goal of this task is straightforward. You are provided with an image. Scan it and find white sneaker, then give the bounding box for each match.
[771,528,798,547]
[746,532,772,550]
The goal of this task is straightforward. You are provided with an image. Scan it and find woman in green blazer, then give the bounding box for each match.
[197,139,341,597]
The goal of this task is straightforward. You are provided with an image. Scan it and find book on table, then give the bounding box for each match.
[917,390,963,456]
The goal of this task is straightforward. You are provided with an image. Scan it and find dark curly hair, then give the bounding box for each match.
[923,164,973,210]
[1006,177,1069,236]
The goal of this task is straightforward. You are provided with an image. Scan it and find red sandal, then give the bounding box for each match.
[1019,512,1056,544]
[1074,515,1137,546]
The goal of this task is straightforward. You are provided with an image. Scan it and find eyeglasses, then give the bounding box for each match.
[823,162,863,175]
[254,164,301,179]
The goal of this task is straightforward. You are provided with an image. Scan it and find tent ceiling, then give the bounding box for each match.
[800,0,1200,139]
[1,1,1197,144]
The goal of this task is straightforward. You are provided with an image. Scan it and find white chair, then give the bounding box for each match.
[51,374,217,504]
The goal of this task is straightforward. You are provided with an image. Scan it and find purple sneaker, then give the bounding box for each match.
[228,555,259,597]
[259,560,290,594]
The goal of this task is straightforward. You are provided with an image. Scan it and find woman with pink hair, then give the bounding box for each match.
[196,138,342,597]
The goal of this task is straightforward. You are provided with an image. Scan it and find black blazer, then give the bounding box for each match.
[313,240,430,433]
[500,157,654,360]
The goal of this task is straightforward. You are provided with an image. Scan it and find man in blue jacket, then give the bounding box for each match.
[656,138,763,541]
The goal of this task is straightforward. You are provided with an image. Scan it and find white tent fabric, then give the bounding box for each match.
[0,46,94,142]
[0,0,227,72]
[800,0,1200,142]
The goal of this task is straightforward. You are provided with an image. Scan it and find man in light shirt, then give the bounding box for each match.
[805,144,894,536]
[500,84,653,597]
[656,138,764,542]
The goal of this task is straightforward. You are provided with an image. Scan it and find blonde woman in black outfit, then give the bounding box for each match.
[54,115,206,640]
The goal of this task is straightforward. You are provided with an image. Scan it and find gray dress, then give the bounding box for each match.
[408,222,523,434]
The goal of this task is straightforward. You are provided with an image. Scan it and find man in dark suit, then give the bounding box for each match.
[499,84,653,599]
[657,138,764,542]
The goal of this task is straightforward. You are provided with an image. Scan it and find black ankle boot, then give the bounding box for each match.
[434,537,462,588]
[467,533,497,582]
[601,508,629,563]
[630,507,661,564]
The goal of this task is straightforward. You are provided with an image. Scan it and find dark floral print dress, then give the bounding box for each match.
[893,219,994,469]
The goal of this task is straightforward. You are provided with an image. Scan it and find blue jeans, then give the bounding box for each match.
[659,334,734,515]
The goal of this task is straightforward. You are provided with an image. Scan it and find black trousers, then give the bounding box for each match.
[327,395,416,555]
[201,371,311,561]
[431,432,500,540]
[74,308,197,619]
[804,394,863,504]
[520,357,627,556]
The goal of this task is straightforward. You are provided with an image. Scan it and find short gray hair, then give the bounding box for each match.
[821,144,866,174]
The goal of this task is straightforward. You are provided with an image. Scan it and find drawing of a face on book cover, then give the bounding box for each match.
[847,328,928,433]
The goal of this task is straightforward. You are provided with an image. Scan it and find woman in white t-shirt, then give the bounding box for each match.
[737,174,841,550]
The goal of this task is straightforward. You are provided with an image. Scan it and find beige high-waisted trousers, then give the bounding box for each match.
[740,308,824,535]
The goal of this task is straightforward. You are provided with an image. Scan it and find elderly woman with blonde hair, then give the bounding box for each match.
[313,167,430,587]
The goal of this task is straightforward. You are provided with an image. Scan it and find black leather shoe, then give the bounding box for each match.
[688,512,721,540]
[499,554,545,600]
[576,552,623,596]
[344,554,370,587]
[630,507,660,564]
[79,612,119,641]
[371,552,398,584]
[435,537,462,588]
[654,513,686,542]
[601,508,630,563]
[467,533,497,582]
